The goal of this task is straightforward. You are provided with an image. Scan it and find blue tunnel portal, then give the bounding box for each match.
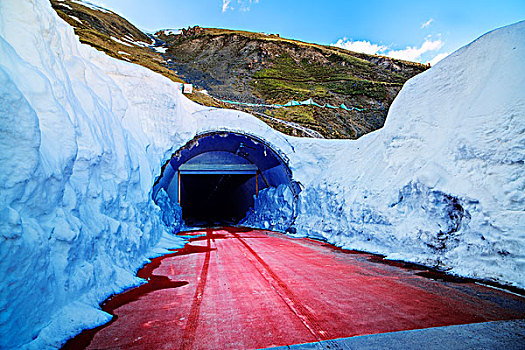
[153,132,299,227]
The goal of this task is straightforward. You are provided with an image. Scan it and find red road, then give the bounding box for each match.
[70,227,524,349]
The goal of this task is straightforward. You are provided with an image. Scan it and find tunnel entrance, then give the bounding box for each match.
[153,132,299,228]
[180,174,254,225]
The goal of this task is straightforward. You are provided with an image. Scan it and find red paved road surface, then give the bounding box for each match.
[77,227,524,349]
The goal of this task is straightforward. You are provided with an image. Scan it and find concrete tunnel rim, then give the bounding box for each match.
[152,130,302,230]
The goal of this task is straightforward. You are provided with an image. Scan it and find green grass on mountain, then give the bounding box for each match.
[252,54,398,103]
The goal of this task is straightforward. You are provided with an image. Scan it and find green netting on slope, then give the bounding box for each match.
[220,98,364,111]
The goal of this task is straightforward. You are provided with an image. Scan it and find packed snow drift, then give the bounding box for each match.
[0,0,523,348]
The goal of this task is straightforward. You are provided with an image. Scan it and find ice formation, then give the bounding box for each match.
[0,0,523,348]
[241,184,297,231]
[155,189,184,233]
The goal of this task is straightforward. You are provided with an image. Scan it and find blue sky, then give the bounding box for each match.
[90,0,524,64]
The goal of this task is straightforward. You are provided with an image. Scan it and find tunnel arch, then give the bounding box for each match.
[153,131,300,228]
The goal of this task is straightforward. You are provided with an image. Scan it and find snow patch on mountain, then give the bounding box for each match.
[70,0,111,13]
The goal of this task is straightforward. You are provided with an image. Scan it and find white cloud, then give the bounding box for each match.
[421,18,434,29]
[332,38,387,55]
[222,0,232,12]
[428,52,449,66]
[222,0,259,12]
[332,36,445,64]
[239,0,258,12]
[386,38,444,62]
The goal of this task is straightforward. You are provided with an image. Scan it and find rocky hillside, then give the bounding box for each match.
[51,0,428,138]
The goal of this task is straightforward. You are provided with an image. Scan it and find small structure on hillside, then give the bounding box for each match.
[182,84,193,94]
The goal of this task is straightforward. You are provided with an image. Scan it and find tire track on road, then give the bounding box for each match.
[228,229,329,342]
[180,228,213,350]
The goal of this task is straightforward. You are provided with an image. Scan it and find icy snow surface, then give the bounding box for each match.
[70,0,111,13]
[110,35,133,47]
[241,184,296,231]
[161,29,182,36]
[0,0,523,348]
[153,46,168,53]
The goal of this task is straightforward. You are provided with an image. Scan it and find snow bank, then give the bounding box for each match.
[241,184,296,231]
[155,189,184,232]
[0,0,523,348]
[0,1,291,348]
[288,21,525,288]
[0,1,190,348]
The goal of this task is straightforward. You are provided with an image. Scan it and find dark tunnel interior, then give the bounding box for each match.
[180,174,255,226]
[153,132,300,227]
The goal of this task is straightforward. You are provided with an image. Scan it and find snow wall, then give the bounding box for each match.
[0,0,523,348]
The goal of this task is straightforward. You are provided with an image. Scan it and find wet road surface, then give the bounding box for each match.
[65,227,525,349]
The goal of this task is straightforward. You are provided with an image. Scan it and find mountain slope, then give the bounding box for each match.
[51,0,428,138]
[51,0,183,83]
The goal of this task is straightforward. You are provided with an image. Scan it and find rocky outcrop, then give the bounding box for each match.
[181,25,204,37]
